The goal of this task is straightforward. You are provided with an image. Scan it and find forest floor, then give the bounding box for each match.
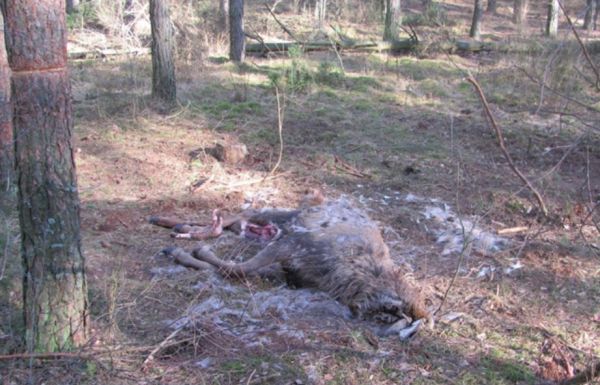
[1,0,599,384]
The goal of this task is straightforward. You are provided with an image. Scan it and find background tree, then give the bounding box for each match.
[470,0,484,39]
[219,0,229,33]
[66,0,80,14]
[0,10,13,190]
[583,0,598,30]
[229,0,245,62]
[383,0,402,41]
[3,0,88,352]
[545,0,559,36]
[513,0,529,27]
[315,0,327,29]
[149,0,177,104]
[124,0,135,24]
[486,0,497,13]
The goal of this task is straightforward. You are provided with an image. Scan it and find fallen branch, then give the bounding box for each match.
[497,226,529,235]
[142,325,186,368]
[0,344,168,361]
[68,47,150,60]
[0,352,93,360]
[334,155,370,178]
[212,172,289,190]
[466,74,548,216]
[245,39,417,54]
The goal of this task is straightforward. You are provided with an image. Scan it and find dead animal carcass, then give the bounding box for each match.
[153,197,431,339]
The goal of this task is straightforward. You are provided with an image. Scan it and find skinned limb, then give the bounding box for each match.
[170,210,224,240]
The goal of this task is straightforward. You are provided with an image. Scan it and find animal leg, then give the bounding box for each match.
[162,247,215,270]
[192,241,292,278]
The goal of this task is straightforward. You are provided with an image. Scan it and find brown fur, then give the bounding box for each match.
[186,197,430,325]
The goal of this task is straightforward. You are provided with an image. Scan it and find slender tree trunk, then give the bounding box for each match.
[3,0,88,352]
[66,0,80,14]
[383,0,402,41]
[375,0,386,20]
[219,0,229,32]
[315,0,327,29]
[583,0,597,30]
[149,0,177,104]
[0,11,14,190]
[123,0,135,24]
[545,0,559,36]
[470,0,484,39]
[229,0,245,62]
[486,0,497,13]
[513,0,529,27]
[596,0,600,30]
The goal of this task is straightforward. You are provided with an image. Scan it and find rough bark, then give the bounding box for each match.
[0,11,14,190]
[149,0,177,104]
[486,0,497,13]
[583,0,598,30]
[219,0,229,32]
[66,0,80,14]
[229,0,245,62]
[470,0,484,39]
[546,0,559,36]
[3,0,88,352]
[513,0,529,27]
[383,0,402,41]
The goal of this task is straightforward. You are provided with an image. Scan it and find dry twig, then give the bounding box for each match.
[269,86,285,176]
[142,325,186,368]
[466,74,548,216]
[557,0,600,91]
[264,3,299,43]
[333,155,370,178]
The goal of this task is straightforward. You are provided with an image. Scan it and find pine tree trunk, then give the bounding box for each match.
[470,0,484,39]
[513,0,529,27]
[383,0,402,41]
[229,0,245,62]
[66,0,80,14]
[149,0,177,104]
[0,11,14,190]
[486,0,497,13]
[545,0,559,36]
[583,0,597,30]
[3,0,88,352]
[219,0,229,32]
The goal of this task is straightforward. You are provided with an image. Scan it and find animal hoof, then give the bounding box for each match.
[173,224,188,233]
[398,319,422,340]
[161,246,178,255]
[379,318,409,337]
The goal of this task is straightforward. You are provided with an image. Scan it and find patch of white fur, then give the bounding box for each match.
[401,193,508,256]
[166,277,352,347]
